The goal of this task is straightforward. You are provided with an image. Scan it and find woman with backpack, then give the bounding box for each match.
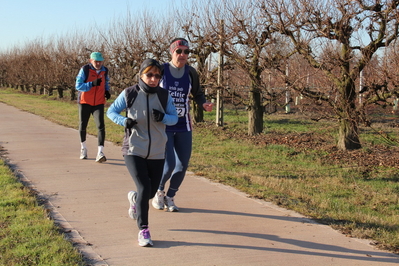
[106,59,178,247]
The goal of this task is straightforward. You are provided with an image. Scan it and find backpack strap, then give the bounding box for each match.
[83,64,90,83]
[83,64,108,82]
[123,85,139,138]
[124,85,139,117]
[187,65,206,108]
[125,85,139,109]
[156,88,169,112]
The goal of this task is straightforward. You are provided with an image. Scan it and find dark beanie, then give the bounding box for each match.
[139,59,162,75]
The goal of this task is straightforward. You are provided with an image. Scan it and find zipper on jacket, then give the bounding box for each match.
[145,94,151,159]
[93,72,100,106]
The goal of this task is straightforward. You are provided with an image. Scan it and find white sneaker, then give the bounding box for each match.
[128,191,137,220]
[96,152,106,163]
[80,148,87,159]
[138,228,153,247]
[165,196,179,212]
[152,190,165,210]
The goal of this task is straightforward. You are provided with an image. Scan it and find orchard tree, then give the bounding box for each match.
[101,14,149,94]
[52,33,89,100]
[260,0,399,150]
[220,0,291,135]
[372,42,399,107]
[179,0,285,134]
[177,0,220,122]
[142,12,177,62]
[102,11,177,94]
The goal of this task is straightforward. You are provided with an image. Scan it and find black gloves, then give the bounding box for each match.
[105,90,111,100]
[125,118,137,129]
[152,109,165,122]
[92,78,102,86]
[125,110,163,129]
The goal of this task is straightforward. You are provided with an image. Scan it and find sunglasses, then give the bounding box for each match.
[175,49,190,55]
[144,72,162,79]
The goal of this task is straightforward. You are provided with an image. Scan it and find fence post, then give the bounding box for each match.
[285,64,291,113]
[216,19,224,127]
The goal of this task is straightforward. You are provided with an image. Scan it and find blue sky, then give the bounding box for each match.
[0,0,178,52]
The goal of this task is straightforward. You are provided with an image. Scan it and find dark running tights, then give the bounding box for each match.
[124,155,165,230]
[159,131,192,198]
[78,103,105,146]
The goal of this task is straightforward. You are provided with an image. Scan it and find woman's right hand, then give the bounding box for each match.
[125,118,137,129]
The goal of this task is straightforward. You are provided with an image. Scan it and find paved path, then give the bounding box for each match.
[0,102,398,266]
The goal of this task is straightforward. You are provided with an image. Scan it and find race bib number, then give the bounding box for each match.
[176,107,186,117]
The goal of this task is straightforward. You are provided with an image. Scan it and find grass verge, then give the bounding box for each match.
[0,159,85,266]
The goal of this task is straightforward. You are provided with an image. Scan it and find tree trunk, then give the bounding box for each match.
[248,87,263,135]
[70,87,76,101]
[337,117,361,150]
[336,77,361,150]
[57,86,64,99]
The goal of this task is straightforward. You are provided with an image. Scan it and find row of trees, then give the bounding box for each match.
[1,0,399,150]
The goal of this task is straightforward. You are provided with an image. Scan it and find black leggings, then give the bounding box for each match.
[78,104,105,146]
[124,155,165,229]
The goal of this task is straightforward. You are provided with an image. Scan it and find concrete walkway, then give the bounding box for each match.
[0,102,398,266]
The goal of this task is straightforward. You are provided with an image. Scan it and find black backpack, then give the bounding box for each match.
[124,85,169,112]
[82,64,109,82]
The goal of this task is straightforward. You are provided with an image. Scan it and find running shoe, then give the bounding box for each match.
[138,228,153,247]
[165,196,179,212]
[80,148,87,159]
[152,190,165,210]
[95,152,106,163]
[128,191,137,220]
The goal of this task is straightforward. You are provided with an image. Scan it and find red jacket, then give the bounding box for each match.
[76,64,108,106]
